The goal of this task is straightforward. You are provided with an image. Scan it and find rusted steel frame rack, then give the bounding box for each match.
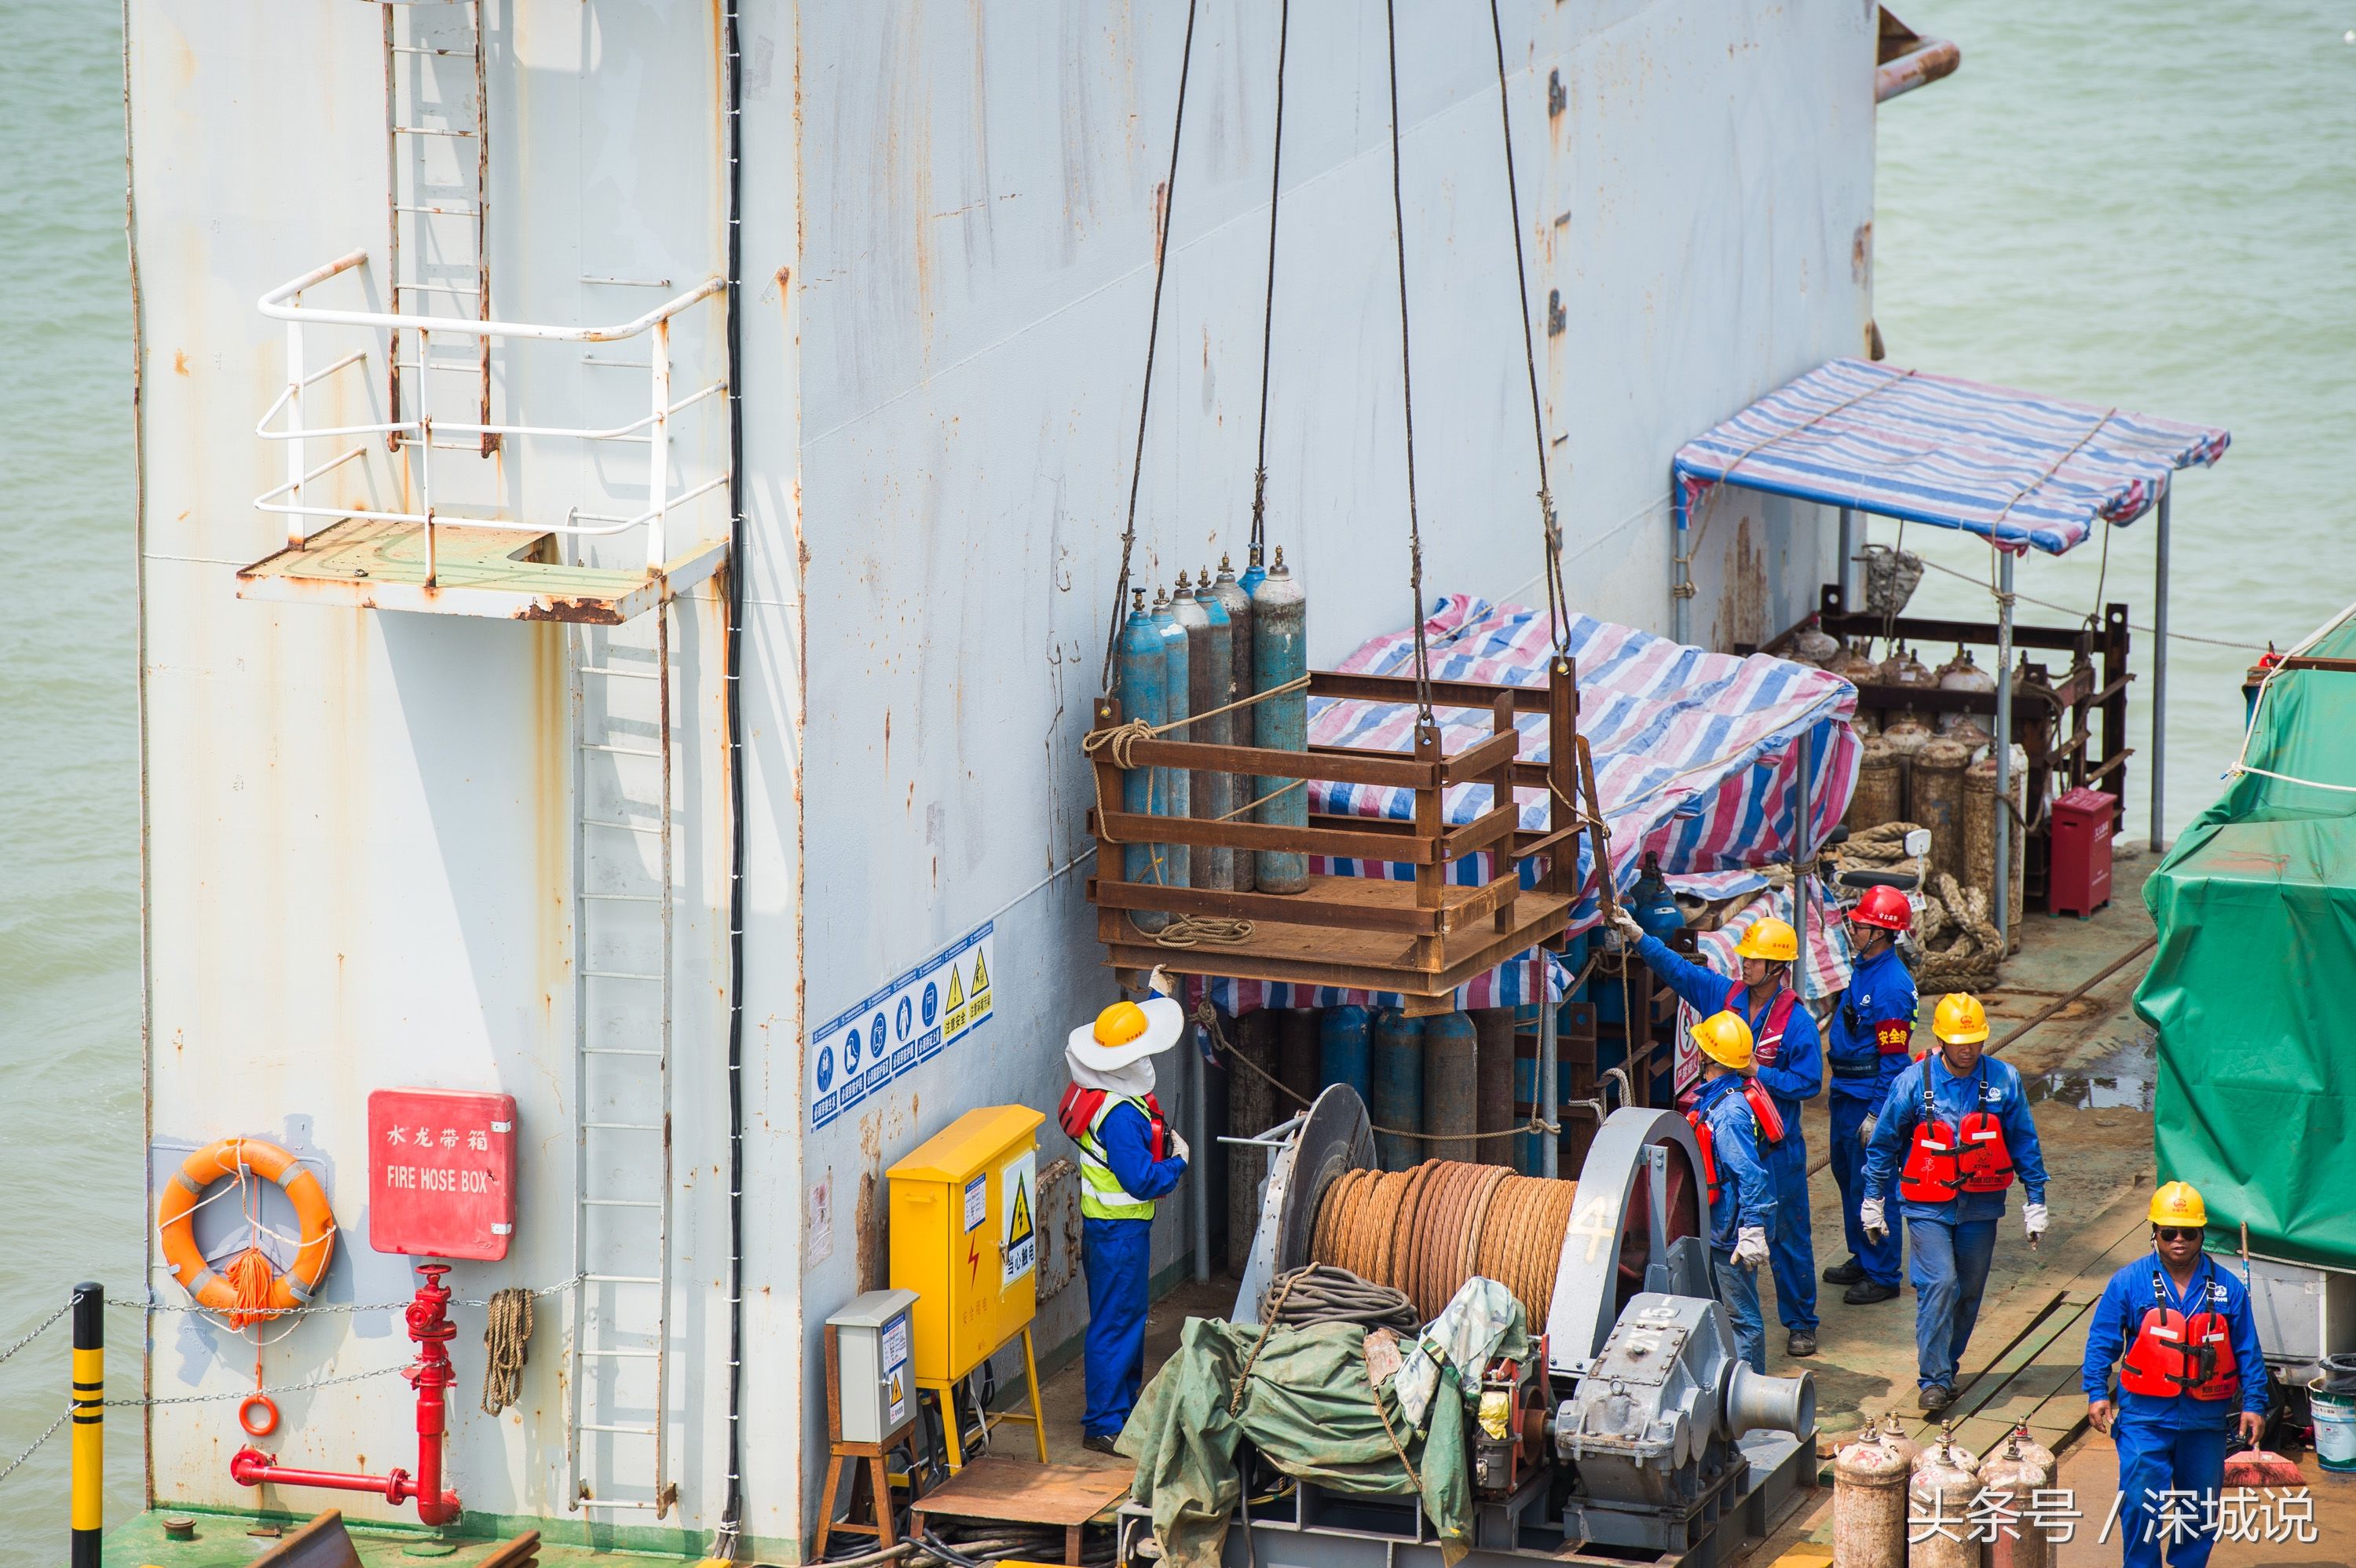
[1801,583,2133,908]
[1086,663,1584,1012]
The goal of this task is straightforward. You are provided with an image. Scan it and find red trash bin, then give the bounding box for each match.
[2047,787,2116,918]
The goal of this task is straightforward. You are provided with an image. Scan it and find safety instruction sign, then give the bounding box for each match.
[808,922,997,1131]
[1001,1149,1037,1286]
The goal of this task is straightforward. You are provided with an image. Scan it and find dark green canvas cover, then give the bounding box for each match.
[2137,617,2356,1269]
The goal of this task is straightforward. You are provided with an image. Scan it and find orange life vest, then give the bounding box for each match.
[2119,1260,2240,1402]
[1897,1061,2014,1202]
[1722,982,1798,1146]
[1056,1084,1168,1160]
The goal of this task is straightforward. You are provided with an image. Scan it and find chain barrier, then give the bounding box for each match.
[0,1409,68,1488]
[0,1301,70,1368]
[108,1363,408,1408]
[111,1272,584,1318]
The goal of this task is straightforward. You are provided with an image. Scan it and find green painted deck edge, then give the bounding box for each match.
[112,1504,797,1564]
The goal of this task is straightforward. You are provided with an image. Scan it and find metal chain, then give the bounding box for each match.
[1247,0,1293,562]
[108,1363,406,1408]
[112,1272,584,1318]
[1100,0,1205,693]
[1382,0,1435,727]
[0,1302,70,1367]
[1484,0,1568,654]
[0,1409,68,1489]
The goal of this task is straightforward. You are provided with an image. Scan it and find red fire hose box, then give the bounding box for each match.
[368,1088,518,1260]
[2047,787,2116,919]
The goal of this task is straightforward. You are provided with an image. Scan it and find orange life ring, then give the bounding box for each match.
[238,1393,280,1437]
[156,1139,338,1322]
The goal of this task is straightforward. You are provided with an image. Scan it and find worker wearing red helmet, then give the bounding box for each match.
[1820,883,1917,1307]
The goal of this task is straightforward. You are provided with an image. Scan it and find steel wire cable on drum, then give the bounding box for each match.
[1308,1160,1579,1329]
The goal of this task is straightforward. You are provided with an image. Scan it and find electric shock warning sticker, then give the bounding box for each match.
[807,922,997,1131]
[1001,1150,1037,1286]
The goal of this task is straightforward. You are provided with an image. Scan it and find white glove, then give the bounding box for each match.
[2023,1202,2048,1243]
[1859,1114,1877,1147]
[1609,908,1645,945]
[1147,964,1176,998]
[1860,1197,1887,1243]
[1167,1130,1191,1164]
[1733,1226,1771,1270]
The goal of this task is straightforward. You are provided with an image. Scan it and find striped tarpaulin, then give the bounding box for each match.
[1198,597,1858,1015]
[1674,358,2230,555]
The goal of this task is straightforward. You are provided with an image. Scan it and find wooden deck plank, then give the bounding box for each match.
[908,1455,1132,1527]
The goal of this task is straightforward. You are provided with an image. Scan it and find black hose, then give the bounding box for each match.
[1260,1264,1419,1335]
[716,0,750,1549]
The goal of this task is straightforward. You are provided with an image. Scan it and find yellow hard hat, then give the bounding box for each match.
[2150,1181,2208,1228]
[1733,917,1798,963]
[1067,994,1186,1069]
[1690,1010,1755,1071]
[1933,992,1989,1045]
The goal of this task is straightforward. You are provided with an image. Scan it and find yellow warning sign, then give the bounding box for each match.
[944,963,968,1036]
[970,948,993,1022]
[1000,1150,1036,1285]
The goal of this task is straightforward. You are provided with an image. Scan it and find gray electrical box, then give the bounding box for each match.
[829,1288,919,1443]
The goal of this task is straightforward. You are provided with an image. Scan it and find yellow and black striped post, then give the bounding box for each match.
[70,1282,101,1568]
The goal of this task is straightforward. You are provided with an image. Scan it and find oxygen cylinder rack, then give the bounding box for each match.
[1085,660,1589,1012]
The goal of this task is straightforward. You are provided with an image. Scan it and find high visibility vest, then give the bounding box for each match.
[1721,981,1796,1146]
[1897,1061,2015,1202]
[2119,1260,2241,1402]
[1063,1088,1167,1222]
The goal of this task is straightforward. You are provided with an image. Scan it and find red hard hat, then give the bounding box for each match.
[1848,884,1912,932]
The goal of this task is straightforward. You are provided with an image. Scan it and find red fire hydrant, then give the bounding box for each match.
[231,1264,463,1525]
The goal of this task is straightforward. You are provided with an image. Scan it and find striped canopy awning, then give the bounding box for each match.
[1674,358,2230,554]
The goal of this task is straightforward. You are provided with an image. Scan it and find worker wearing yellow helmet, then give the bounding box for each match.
[1612,905,1824,1358]
[1681,1011,1777,1375]
[1859,992,2050,1415]
[2082,1182,2265,1568]
[1056,973,1191,1452]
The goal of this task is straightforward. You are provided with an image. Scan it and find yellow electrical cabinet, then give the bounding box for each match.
[887,1104,1048,1467]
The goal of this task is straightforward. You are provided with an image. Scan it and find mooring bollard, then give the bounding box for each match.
[70,1281,101,1568]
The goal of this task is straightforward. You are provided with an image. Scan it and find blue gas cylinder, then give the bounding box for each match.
[1318,1005,1371,1103]
[1370,1009,1425,1171]
[1629,852,1683,943]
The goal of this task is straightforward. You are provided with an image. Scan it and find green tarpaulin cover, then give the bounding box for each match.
[2138,616,2356,1270]
[1120,1307,1530,1568]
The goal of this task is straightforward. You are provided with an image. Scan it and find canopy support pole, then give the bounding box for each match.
[1539,1000,1559,1178]
[1837,506,1858,611]
[1672,483,1693,645]
[1993,552,2015,942]
[1191,1028,1210,1281]
[2151,488,2171,851]
[1794,725,1814,1000]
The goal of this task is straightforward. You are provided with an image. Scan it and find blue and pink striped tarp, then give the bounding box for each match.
[1674,358,2230,556]
[1196,597,1859,1016]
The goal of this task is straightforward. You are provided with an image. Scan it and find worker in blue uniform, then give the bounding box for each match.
[1683,1010,1777,1374]
[1820,883,1917,1306]
[2083,1181,2266,1568]
[1614,908,1823,1357]
[1058,983,1190,1453]
[1861,992,2048,1413]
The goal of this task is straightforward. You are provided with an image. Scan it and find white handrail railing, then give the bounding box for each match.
[254,250,727,578]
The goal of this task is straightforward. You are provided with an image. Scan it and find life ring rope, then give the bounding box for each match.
[155,1138,338,1329]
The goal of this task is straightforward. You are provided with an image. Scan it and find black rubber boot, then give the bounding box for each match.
[1823,1256,1867,1286]
[1844,1279,1902,1305]
[1920,1384,1955,1415]
[1786,1330,1819,1358]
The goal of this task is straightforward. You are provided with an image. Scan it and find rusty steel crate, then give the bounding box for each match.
[1085,662,1592,1015]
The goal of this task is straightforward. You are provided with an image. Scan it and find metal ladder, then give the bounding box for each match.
[565,608,679,1518]
[382,0,493,455]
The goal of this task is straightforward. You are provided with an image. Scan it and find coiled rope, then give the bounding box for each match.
[481,1287,533,1416]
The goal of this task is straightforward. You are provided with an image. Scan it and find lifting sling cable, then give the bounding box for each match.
[1247,0,1293,565]
[1383,0,1436,728]
[1100,0,1206,694]
[1485,0,1568,655]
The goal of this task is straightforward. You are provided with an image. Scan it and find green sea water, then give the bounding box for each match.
[1,2,2351,1558]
